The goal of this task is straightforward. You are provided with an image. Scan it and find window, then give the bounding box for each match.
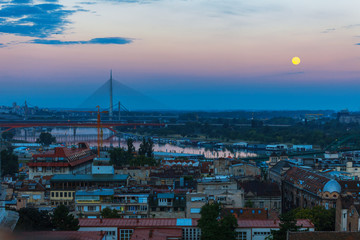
[190,208,201,214]
[51,192,54,198]
[77,206,82,212]
[60,192,63,198]
[236,231,247,240]
[88,206,96,211]
[64,192,67,197]
[107,231,116,236]
[182,228,201,240]
[254,231,270,236]
[140,205,147,211]
[119,229,133,240]
[260,201,264,208]
[56,192,59,197]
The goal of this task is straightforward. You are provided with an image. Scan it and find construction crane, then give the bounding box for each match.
[67,106,108,157]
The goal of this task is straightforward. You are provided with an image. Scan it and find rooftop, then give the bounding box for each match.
[51,174,129,182]
[288,231,360,240]
[14,231,105,240]
[130,228,182,240]
[79,218,314,229]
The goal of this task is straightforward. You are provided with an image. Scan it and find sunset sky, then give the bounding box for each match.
[0,0,360,110]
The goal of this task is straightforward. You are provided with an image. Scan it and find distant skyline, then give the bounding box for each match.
[1,0,360,110]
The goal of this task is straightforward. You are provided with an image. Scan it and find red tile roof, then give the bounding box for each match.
[221,208,269,220]
[288,231,360,240]
[130,228,182,240]
[29,143,95,167]
[79,218,314,229]
[79,218,198,228]
[15,231,105,240]
[284,167,330,194]
[236,219,314,229]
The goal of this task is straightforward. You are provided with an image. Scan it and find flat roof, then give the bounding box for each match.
[51,174,129,182]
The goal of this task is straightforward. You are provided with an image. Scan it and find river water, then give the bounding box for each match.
[14,127,258,159]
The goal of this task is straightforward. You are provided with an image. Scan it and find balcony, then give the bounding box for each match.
[158,201,173,207]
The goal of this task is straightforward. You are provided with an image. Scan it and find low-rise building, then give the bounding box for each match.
[282,167,341,212]
[50,174,129,207]
[149,192,186,218]
[78,218,314,240]
[239,180,281,212]
[28,142,96,179]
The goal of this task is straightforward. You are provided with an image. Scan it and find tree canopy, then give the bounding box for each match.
[292,206,335,231]
[197,202,238,240]
[270,211,300,240]
[101,207,120,218]
[15,207,53,232]
[51,205,79,231]
[37,132,56,146]
[138,138,154,158]
[1,131,14,141]
[1,148,18,176]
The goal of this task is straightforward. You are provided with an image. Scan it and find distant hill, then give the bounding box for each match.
[79,80,166,110]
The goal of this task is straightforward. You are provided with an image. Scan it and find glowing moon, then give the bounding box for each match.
[292,57,301,65]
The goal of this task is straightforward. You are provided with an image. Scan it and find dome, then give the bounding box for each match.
[323,179,341,193]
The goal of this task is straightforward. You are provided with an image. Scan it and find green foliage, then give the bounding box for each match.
[1,149,18,176]
[130,155,158,167]
[1,131,14,141]
[51,205,79,231]
[109,147,131,167]
[271,211,300,240]
[126,119,360,148]
[127,138,135,156]
[101,207,120,218]
[292,206,335,231]
[197,202,238,240]
[244,200,254,208]
[138,138,154,158]
[37,132,56,146]
[15,208,53,231]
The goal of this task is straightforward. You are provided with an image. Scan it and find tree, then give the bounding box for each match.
[1,131,14,141]
[138,138,147,156]
[126,138,135,158]
[244,200,254,208]
[1,149,18,176]
[270,211,300,240]
[37,132,56,146]
[138,138,154,158]
[130,155,157,167]
[101,207,120,218]
[15,207,53,231]
[197,202,238,240]
[292,206,335,231]
[52,205,79,231]
[109,148,129,167]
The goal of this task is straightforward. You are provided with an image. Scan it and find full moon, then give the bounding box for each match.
[292,57,301,65]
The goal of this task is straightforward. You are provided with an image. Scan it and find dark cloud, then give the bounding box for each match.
[29,37,133,45]
[0,2,74,38]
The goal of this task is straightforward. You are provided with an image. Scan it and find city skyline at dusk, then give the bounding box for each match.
[1,0,360,110]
